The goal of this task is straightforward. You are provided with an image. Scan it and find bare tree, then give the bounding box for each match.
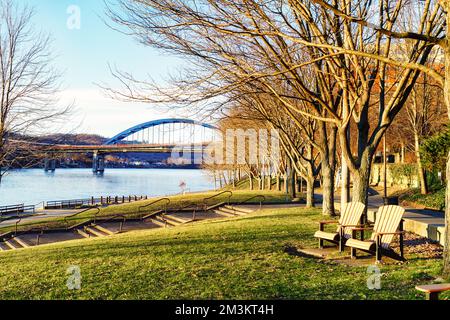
[0,1,71,180]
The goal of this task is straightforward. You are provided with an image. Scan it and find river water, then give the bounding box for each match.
[0,169,215,206]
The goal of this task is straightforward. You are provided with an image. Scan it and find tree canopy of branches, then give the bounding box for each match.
[0,1,71,179]
[106,0,444,210]
[105,0,450,271]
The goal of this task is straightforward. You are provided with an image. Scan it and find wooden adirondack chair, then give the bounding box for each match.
[345,205,405,263]
[314,202,365,252]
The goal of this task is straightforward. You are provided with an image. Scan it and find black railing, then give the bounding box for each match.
[0,192,242,244]
[138,197,170,218]
[95,214,127,233]
[45,195,148,209]
[165,201,199,222]
[0,204,35,217]
[5,206,101,239]
[64,207,101,229]
[235,195,266,209]
[202,191,233,210]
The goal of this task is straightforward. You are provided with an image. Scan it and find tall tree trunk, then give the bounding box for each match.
[284,171,288,194]
[352,151,372,215]
[231,170,236,188]
[319,123,337,216]
[260,172,265,190]
[414,132,428,194]
[401,143,405,164]
[219,174,223,189]
[291,170,296,198]
[341,108,351,213]
[306,176,315,208]
[444,150,450,275]
[322,160,335,216]
[341,156,350,211]
[442,11,450,276]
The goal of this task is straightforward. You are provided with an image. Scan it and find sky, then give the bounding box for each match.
[23,0,185,138]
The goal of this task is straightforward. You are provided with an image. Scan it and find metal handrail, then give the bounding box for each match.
[94,214,127,233]
[138,197,170,214]
[15,214,22,235]
[235,195,266,210]
[0,203,24,212]
[202,191,233,209]
[167,201,198,216]
[64,207,101,229]
[45,194,149,209]
[0,207,100,240]
[0,204,35,216]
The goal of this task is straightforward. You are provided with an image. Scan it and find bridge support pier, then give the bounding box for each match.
[44,158,56,172]
[92,152,105,174]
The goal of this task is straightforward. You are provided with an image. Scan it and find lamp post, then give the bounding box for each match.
[383,133,387,199]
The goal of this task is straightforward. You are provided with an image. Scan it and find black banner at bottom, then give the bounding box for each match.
[1,299,444,319]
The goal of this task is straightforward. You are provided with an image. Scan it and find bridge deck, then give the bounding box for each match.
[44,143,210,153]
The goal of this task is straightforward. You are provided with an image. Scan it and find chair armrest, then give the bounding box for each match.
[340,224,367,228]
[320,220,338,225]
[319,220,338,231]
[375,231,405,236]
[350,227,373,231]
[350,227,374,240]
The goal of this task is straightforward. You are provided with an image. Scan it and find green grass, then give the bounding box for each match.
[398,187,445,211]
[0,205,445,300]
[0,190,291,234]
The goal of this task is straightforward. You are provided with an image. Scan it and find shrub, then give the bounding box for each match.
[390,164,417,187]
[420,126,450,175]
[401,187,445,211]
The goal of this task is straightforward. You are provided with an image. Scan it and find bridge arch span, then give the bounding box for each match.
[104,118,219,145]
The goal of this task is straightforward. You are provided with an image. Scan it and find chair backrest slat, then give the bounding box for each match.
[370,205,405,248]
[337,202,365,239]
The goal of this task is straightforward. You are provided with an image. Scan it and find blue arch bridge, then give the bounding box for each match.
[43,118,219,173]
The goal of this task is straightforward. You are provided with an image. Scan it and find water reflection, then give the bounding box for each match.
[0,169,214,206]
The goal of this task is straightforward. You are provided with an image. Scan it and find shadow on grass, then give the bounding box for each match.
[282,245,321,260]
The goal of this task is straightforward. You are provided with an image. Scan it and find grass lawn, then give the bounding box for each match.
[0,205,445,300]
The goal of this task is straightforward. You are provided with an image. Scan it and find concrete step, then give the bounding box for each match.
[13,236,31,248]
[213,209,236,217]
[225,205,254,214]
[149,217,168,228]
[92,224,115,235]
[142,209,164,220]
[0,242,10,251]
[218,206,238,214]
[206,202,225,211]
[232,210,249,216]
[154,215,177,227]
[85,226,108,237]
[76,228,91,238]
[164,214,188,225]
[4,239,19,250]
